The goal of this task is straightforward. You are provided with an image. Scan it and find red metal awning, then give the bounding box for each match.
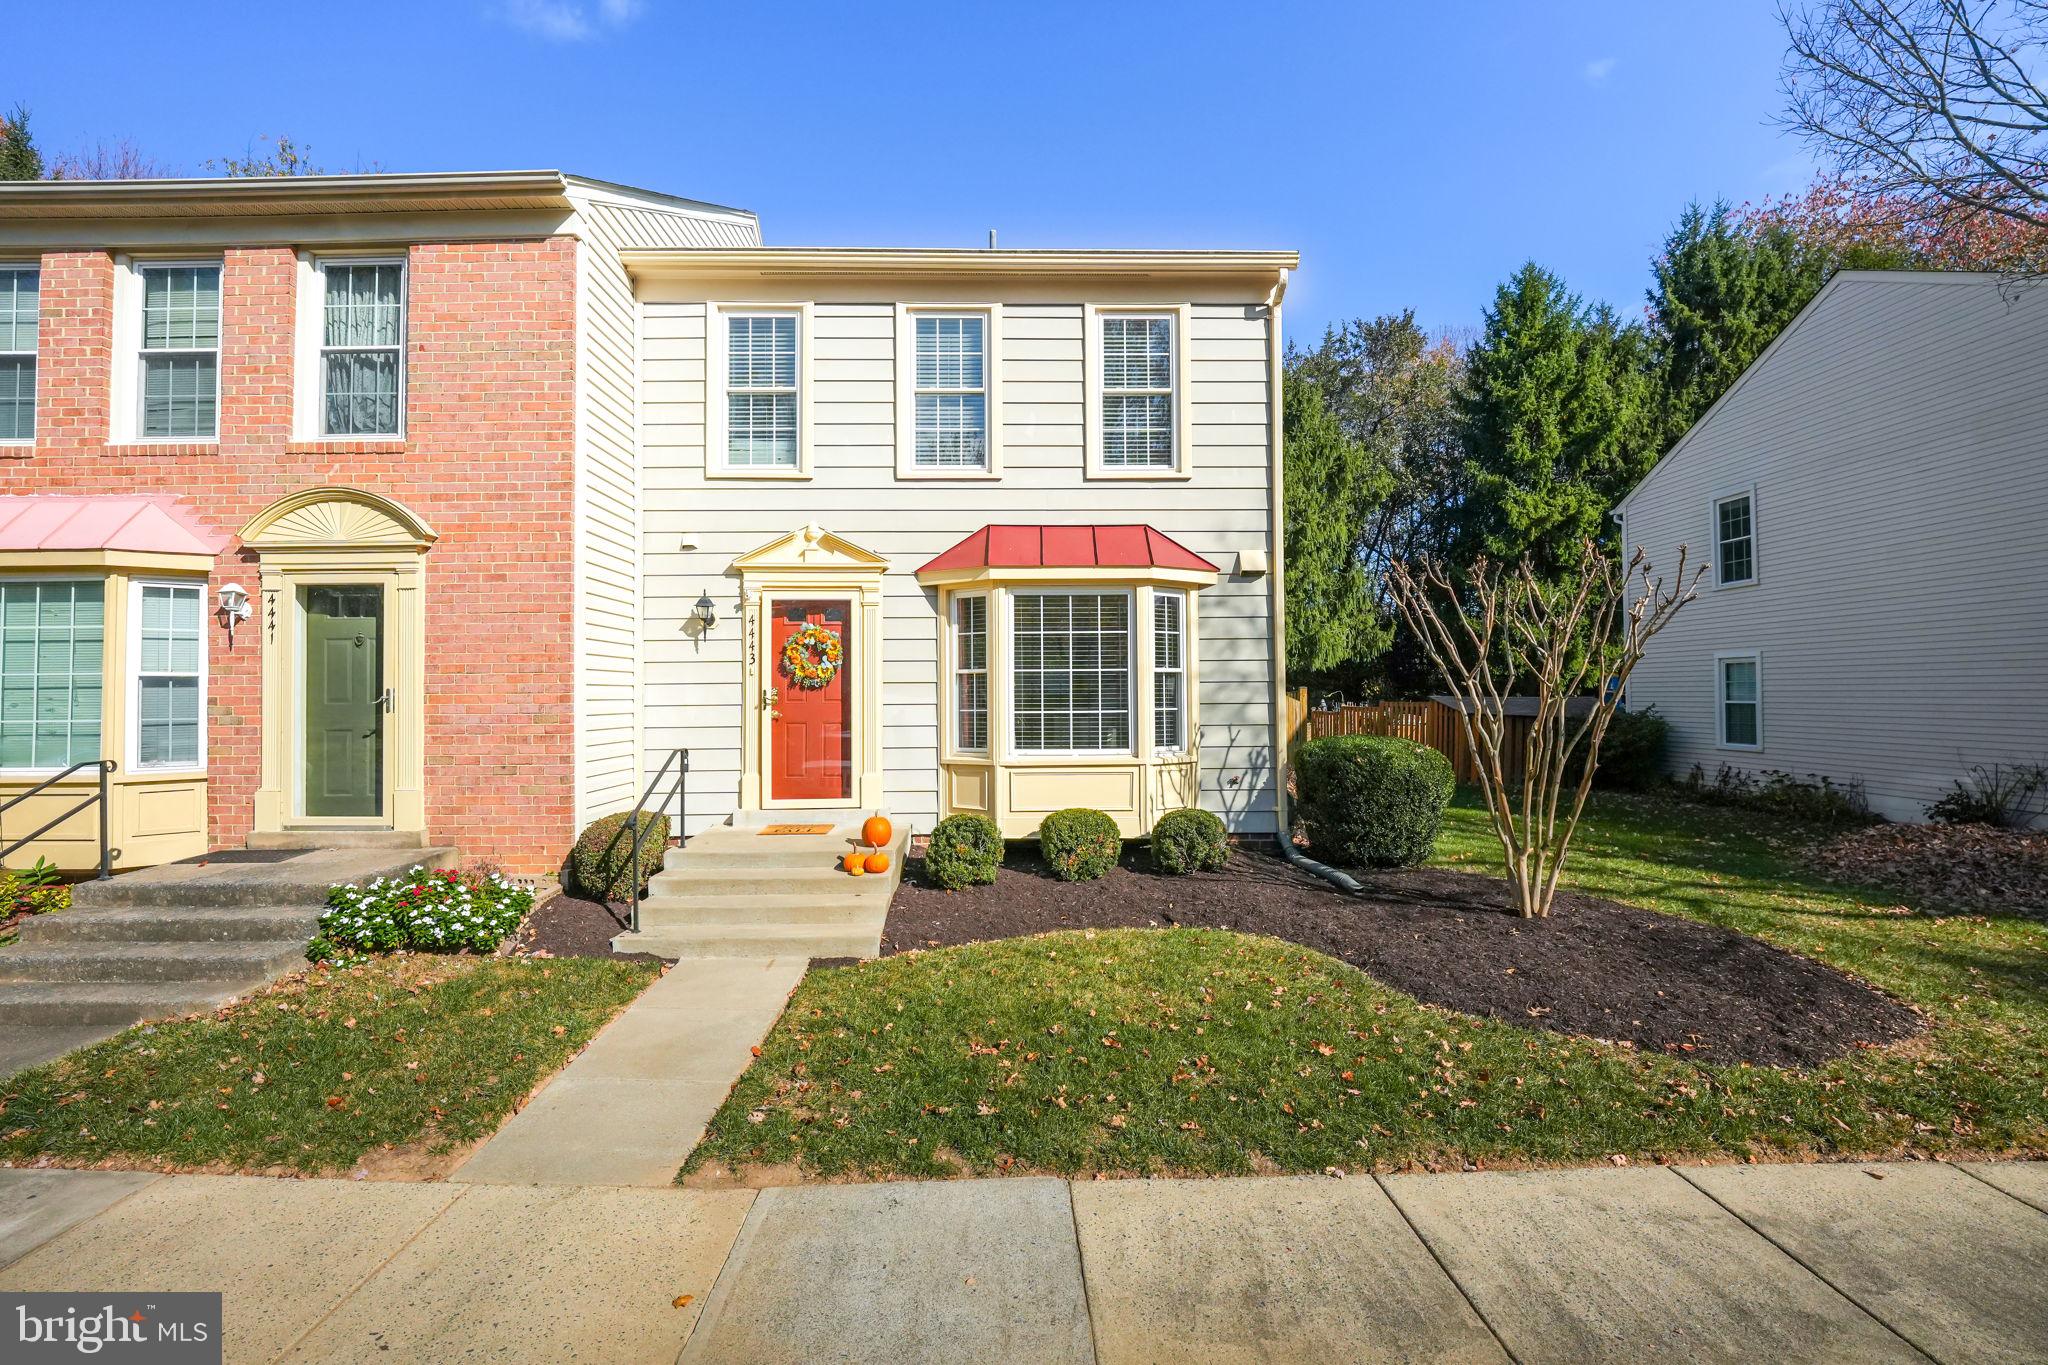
[0,496,228,557]
[918,524,1219,575]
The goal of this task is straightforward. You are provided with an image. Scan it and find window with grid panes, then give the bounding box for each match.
[725,314,799,468]
[1100,315,1174,468]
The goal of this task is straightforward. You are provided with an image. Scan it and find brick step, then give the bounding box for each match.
[609,921,884,961]
[634,894,883,929]
[0,940,310,986]
[0,980,263,1028]
[18,906,322,945]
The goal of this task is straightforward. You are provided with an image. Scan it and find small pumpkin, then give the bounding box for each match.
[841,851,866,874]
[863,850,891,875]
[863,815,894,849]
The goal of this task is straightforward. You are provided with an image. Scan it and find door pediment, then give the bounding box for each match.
[241,487,437,551]
[730,523,889,577]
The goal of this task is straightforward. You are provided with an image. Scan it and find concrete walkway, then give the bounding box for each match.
[4,1161,2044,1363]
[449,956,806,1187]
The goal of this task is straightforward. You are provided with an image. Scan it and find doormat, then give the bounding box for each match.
[757,823,834,835]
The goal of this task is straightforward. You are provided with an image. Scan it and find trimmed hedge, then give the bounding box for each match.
[1151,807,1228,875]
[1038,808,1123,882]
[924,813,1005,890]
[569,811,669,902]
[1294,734,1454,868]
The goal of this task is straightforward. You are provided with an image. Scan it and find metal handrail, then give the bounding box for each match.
[0,758,117,880]
[622,749,688,934]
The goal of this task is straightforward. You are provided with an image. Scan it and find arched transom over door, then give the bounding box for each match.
[239,488,436,843]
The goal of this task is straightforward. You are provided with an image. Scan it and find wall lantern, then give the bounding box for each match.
[217,582,252,644]
[692,589,719,633]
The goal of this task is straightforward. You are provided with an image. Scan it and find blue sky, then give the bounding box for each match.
[15,2,1816,346]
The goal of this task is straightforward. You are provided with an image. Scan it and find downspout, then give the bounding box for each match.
[1262,266,1363,895]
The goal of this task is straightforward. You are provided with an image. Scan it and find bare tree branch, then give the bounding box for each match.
[1388,543,1702,918]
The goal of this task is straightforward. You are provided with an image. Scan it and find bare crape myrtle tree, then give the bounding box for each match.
[1389,542,1703,919]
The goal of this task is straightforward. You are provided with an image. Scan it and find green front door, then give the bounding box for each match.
[303,586,384,819]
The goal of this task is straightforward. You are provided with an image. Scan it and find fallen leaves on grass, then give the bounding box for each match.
[1810,823,2048,918]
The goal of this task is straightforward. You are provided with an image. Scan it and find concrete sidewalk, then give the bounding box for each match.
[4,1161,2044,1363]
[449,956,806,1187]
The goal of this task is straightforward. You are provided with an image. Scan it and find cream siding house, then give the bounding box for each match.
[624,250,1295,840]
[1617,271,2048,823]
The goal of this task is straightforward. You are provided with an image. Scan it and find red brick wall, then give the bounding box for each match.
[2,239,579,872]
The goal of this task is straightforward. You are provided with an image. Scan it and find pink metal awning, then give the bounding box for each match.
[918,524,1219,575]
[0,495,229,557]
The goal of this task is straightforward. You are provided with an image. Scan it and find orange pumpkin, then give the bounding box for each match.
[841,851,866,874]
[864,850,891,875]
[863,815,893,849]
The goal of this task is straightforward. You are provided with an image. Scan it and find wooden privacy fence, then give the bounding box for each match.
[1288,690,1541,785]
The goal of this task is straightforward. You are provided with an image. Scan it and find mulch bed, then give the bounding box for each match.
[884,845,1922,1068]
[1808,823,2048,919]
[511,893,672,963]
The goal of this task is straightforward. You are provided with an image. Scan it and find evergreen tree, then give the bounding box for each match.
[1647,201,1910,452]
[0,104,44,181]
[1282,373,1395,677]
[1456,263,1654,579]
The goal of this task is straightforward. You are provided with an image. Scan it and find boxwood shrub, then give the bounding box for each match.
[1294,734,1455,868]
[569,811,669,902]
[1151,807,1228,875]
[924,813,1005,890]
[1566,705,1669,791]
[307,864,534,962]
[1038,808,1123,882]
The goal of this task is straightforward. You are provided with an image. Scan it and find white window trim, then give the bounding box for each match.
[948,591,991,757]
[1085,303,1193,481]
[0,261,37,446]
[1714,650,1763,751]
[1003,586,1138,759]
[1711,486,1759,589]
[294,253,408,442]
[111,256,224,444]
[1151,589,1189,755]
[127,578,208,775]
[706,301,813,479]
[894,303,1002,480]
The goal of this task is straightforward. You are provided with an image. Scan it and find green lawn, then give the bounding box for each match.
[0,954,657,1175]
[687,792,2048,1180]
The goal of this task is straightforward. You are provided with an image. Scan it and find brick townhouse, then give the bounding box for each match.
[0,173,759,872]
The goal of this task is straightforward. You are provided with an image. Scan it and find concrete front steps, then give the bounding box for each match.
[0,847,456,1043]
[612,818,909,960]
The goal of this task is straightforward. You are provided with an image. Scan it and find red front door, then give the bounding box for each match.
[770,599,853,801]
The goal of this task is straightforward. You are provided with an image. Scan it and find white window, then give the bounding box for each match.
[1152,591,1187,752]
[1715,491,1756,586]
[132,582,204,769]
[896,306,1001,478]
[319,260,405,437]
[1102,315,1175,468]
[0,580,103,770]
[722,311,801,470]
[1010,590,1133,754]
[952,593,989,753]
[137,264,221,440]
[1717,653,1761,750]
[0,266,37,443]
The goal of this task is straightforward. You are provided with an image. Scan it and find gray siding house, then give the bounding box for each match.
[1617,271,2048,823]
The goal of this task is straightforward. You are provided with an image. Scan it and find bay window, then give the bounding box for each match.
[0,581,103,770]
[1153,591,1186,752]
[1011,590,1133,754]
[953,593,989,753]
[133,582,204,768]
